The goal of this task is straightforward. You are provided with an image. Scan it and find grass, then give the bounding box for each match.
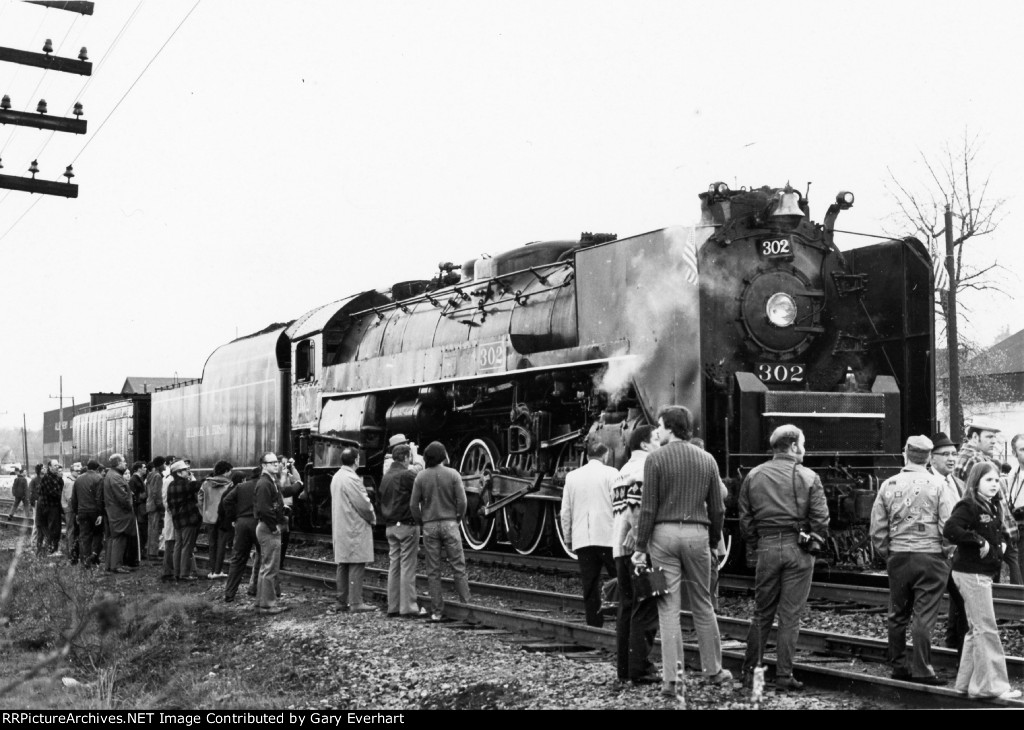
[0,541,227,709]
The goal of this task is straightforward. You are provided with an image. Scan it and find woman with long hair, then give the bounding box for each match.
[943,461,1023,700]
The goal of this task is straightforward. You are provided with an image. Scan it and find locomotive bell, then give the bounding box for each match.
[771,190,804,225]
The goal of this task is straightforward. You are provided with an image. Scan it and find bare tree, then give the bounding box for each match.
[886,131,1009,328]
[886,131,1011,435]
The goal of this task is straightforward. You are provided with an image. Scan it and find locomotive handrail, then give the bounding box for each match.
[345,260,574,322]
[761,411,886,419]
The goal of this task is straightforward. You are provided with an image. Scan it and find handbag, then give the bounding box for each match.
[633,564,668,602]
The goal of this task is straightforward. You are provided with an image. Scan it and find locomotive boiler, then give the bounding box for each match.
[144,181,934,567]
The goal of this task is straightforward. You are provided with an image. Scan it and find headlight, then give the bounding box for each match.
[765,292,797,327]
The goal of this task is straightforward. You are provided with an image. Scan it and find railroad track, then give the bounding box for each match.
[215,552,1022,708]
[11,514,1021,623]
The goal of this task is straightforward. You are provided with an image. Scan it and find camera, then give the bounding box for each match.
[798,530,824,555]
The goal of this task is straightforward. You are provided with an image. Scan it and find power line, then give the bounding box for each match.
[71,0,202,165]
[0,1,202,243]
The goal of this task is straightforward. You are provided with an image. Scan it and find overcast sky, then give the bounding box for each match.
[0,0,1019,431]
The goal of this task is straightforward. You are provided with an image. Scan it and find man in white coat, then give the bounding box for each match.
[560,441,618,627]
[330,447,377,612]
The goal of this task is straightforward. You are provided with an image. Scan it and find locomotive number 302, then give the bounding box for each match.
[760,238,791,257]
[757,363,805,383]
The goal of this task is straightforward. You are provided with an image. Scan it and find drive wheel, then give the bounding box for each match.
[501,453,548,555]
[459,438,499,550]
[550,441,583,560]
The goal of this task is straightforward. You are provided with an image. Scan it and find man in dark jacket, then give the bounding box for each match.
[37,460,64,555]
[8,468,29,519]
[128,461,148,566]
[29,463,43,550]
[71,461,105,567]
[223,467,262,602]
[99,454,138,573]
[379,443,425,618]
[254,453,288,613]
[165,459,202,581]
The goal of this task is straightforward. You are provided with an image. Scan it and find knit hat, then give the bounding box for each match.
[423,441,448,467]
[169,460,190,473]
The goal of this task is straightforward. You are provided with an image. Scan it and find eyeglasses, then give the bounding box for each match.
[263,460,278,465]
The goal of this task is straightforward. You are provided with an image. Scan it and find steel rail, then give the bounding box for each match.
[269,562,1022,709]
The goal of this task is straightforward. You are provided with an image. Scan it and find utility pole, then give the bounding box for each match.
[944,204,962,440]
[48,376,65,467]
[22,413,30,469]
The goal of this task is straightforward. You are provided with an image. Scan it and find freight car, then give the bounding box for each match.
[71,393,153,469]
[139,182,933,567]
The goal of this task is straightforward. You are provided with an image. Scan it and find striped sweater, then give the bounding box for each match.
[634,440,723,553]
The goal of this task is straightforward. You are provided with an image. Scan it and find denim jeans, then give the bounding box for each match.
[386,523,421,615]
[649,522,722,683]
[742,533,814,678]
[206,523,229,574]
[421,520,470,614]
[952,571,1012,697]
[886,552,949,677]
[173,525,199,579]
[255,522,282,609]
[225,517,259,600]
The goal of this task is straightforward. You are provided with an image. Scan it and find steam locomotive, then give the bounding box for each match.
[70,182,934,567]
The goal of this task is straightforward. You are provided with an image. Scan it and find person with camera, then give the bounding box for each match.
[611,425,660,685]
[870,435,956,685]
[633,406,730,696]
[738,424,828,692]
[276,455,303,570]
[942,461,1022,700]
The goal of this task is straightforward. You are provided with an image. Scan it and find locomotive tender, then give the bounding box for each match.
[81,182,936,567]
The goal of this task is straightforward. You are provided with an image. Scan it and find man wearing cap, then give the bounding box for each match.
[71,460,104,567]
[383,434,424,475]
[955,420,1001,483]
[379,443,426,618]
[165,459,202,581]
[955,420,1020,584]
[870,435,956,684]
[99,454,138,574]
[930,433,968,659]
[738,423,828,692]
